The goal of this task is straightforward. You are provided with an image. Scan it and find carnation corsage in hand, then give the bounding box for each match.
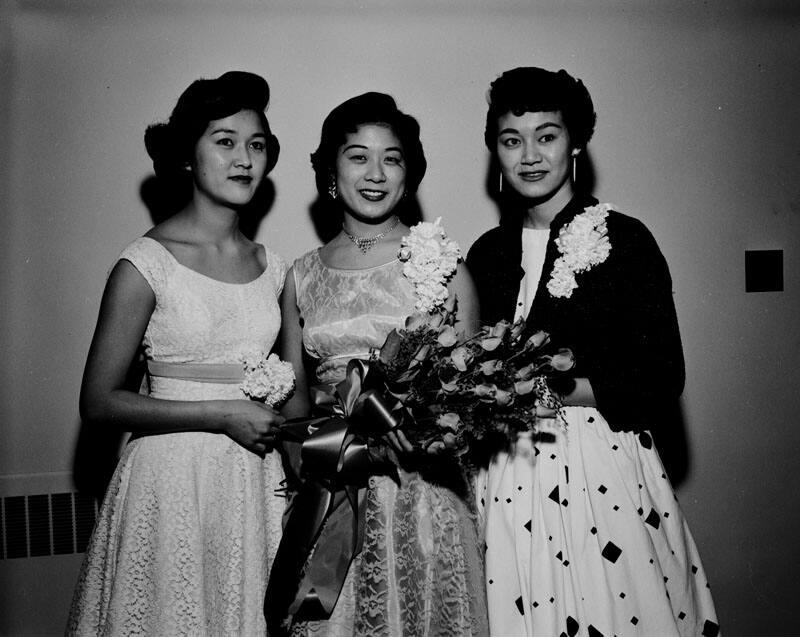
[241,352,296,408]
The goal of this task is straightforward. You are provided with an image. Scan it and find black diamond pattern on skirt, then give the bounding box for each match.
[566,616,579,636]
[477,403,718,635]
[645,508,661,529]
[601,541,622,563]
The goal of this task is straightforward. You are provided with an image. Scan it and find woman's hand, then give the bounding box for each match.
[448,262,480,336]
[220,400,285,456]
[383,428,415,454]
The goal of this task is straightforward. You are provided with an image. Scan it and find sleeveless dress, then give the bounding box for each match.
[476,234,720,636]
[290,249,488,637]
[67,237,287,636]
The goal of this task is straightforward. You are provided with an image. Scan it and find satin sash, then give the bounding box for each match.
[147,360,243,384]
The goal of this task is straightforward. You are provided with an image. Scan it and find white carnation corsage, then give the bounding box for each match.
[241,352,296,407]
[398,217,461,313]
[547,203,613,299]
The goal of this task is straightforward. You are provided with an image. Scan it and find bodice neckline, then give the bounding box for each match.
[140,236,271,286]
[313,247,400,273]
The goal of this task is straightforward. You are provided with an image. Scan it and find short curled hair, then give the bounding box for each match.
[144,71,280,179]
[485,67,596,152]
[310,92,426,198]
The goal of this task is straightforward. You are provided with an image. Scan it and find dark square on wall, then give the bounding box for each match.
[745,250,783,293]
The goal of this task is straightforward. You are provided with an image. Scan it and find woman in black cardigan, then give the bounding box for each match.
[467,67,718,637]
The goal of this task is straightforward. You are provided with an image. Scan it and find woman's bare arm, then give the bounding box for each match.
[80,260,282,454]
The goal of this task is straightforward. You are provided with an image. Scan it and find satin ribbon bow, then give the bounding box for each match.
[265,359,403,633]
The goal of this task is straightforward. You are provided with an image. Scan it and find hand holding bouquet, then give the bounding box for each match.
[371,297,575,460]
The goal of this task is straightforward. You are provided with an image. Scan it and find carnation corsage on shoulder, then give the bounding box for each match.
[547,202,613,299]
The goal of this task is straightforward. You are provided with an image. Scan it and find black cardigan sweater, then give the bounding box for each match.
[466,194,685,432]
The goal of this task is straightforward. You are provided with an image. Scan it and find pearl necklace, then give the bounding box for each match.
[342,217,400,254]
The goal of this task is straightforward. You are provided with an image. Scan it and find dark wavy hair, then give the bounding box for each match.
[310,92,427,199]
[144,71,280,181]
[485,67,596,152]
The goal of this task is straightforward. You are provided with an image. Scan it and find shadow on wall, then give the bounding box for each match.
[654,402,689,489]
[71,173,278,497]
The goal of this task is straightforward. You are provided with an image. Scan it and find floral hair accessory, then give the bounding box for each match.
[547,203,613,298]
[241,352,296,407]
[398,217,461,313]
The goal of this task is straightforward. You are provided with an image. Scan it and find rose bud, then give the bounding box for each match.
[437,325,458,347]
[451,346,474,372]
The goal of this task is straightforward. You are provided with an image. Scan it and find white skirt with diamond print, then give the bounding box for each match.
[476,407,720,637]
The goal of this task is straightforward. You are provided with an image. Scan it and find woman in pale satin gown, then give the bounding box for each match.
[67,72,286,635]
[280,92,488,636]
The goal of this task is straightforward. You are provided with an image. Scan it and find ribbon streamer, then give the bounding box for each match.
[265,360,402,633]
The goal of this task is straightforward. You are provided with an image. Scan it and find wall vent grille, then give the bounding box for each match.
[1,493,98,559]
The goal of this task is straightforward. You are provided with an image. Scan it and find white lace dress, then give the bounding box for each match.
[67,237,287,636]
[290,249,488,637]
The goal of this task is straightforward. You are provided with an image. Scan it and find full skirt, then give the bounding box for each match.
[293,470,488,637]
[67,430,285,636]
[477,407,720,637]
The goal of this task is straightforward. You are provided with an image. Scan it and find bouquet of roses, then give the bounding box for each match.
[371,297,575,459]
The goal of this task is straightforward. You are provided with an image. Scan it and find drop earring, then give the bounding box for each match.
[328,178,337,200]
[498,172,503,193]
[571,150,580,183]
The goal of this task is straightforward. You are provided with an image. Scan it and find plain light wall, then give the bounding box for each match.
[1,1,798,634]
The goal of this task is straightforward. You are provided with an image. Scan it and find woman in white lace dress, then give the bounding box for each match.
[277,93,488,636]
[67,72,287,635]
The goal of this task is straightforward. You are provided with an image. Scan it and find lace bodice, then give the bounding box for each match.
[120,237,286,401]
[122,236,285,365]
[293,249,416,384]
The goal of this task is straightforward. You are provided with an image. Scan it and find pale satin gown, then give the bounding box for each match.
[67,237,287,636]
[290,249,488,637]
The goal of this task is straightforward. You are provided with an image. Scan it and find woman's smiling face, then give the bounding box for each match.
[496,110,574,204]
[334,123,407,222]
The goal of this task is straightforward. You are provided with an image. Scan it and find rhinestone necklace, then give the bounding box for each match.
[342,216,400,254]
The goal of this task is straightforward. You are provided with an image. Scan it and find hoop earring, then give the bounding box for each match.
[328,179,337,200]
[498,172,503,193]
